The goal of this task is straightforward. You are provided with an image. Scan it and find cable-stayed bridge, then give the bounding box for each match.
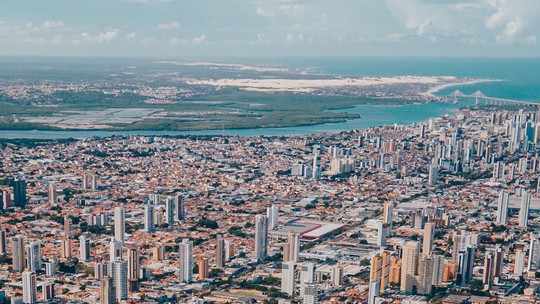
[447,90,539,107]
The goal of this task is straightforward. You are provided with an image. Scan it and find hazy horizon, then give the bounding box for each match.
[1,0,540,58]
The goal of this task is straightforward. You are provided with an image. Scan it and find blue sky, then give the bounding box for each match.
[0,0,539,57]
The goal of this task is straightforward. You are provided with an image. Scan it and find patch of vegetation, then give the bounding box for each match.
[0,88,418,131]
[196,218,219,229]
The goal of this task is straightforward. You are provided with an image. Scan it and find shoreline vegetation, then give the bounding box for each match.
[0,78,489,132]
[0,58,503,132]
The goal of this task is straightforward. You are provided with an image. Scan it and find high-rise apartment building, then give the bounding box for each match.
[174,193,185,221]
[114,207,125,244]
[100,276,115,304]
[303,283,319,304]
[422,222,435,257]
[165,197,175,225]
[127,248,139,292]
[514,249,526,275]
[368,254,382,304]
[432,255,444,286]
[144,204,155,232]
[48,182,57,204]
[281,261,296,296]
[383,202,393,236]
[42,281,55,301]
[22,269,37,304]
[400,241,419,292]
[12,236,26,272]
[13,179,27,209]
[528,236,540,271]
[25,241,41,272]
[61,239,72,260]
[179,239,193,283]
[198,256,209,280]
[254,214,268,260]
[331,264,343,286]
[496,190,509,225]
[109,238,123,262]
[456,246,475,286]
[0,228,6,255]
[110,259,128,301]
[79,233,91,262]
[225,240,234,261]
[519,189,531,227]
[216,235,225,268]
[417,257,434,295]
[284,230,300,262]
[266,205,279,230]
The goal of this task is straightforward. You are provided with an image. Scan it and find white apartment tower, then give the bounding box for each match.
[109,238,123,262]
[519,189,531,227]
[114,207,125,244]
[144,204,155,232]
[266,204,279,230]
[281,261,296,296]
[79,233,91,262]
[165,197,175,225]
[25,241,41,272]
[110,259,128,301]
[496,190,509,225]
[179,239,193,283]
[22,269,37,304]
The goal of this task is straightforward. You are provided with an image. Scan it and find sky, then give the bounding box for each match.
[0,0,539,57]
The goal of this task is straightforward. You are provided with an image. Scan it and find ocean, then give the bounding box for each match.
[250,57,540,101]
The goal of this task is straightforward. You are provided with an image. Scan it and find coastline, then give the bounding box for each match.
[185,76,482,94]
[0,101,470,139]
[423,78,502,97]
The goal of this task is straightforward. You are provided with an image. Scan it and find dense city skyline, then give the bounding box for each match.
[2,1,540,303]
[3,103,540,303]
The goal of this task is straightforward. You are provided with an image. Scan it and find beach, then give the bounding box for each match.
[185,76,490,94]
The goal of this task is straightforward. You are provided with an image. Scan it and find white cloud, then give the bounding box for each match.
[286,33,294,42]
[485,0,540,44]
[0,21,38,40]
[256,7,271,17]
[157,21,180,30]
[170,34,208,45]
[170,37,182,44]
[375,33,406,43]
[80,29,121,43]
[284,33,304,43]
[52,35,63,44]
[384,0,540,46]
[193,34,207,44]
[416,19,433,35]
[279,4,304,16]
[42,20,65,29]
[126,32,137,41]
[496,20,522,44]
[526,35,537,45]
[455,2,483,11]
[385,0,455,36]
[96,29,120,42]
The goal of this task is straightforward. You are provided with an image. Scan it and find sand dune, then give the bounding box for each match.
[185,76,487,94]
